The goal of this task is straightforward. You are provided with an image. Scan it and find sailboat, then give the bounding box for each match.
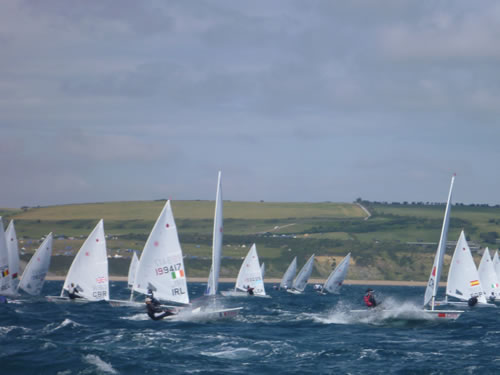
[441,231,492,307]
[5,220,20,293]
[318,253,351,295]
[287,254,315,294]
[17,233,53,295]
[0,217,12,297]
[422,174,463,319]
[260,262,265,280]
[205,171,224,297]
[280,257,297,290]
[127,251,139,290]
[221,244,269,298]
[493,251,500,280]
[478,247,500,303]
[47,219,109,302]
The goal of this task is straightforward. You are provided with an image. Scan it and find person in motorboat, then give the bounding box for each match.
[68,283,82,300]
[468,296,478,307]
[363,288,377,308]
[246,285,255,296]
[145,297,176,321]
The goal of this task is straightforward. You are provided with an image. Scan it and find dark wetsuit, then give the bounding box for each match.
[68,286,82,300]
[0,295,8,304]
[247,287,254,296]
[364,293,377,308]
[146,298,175,321]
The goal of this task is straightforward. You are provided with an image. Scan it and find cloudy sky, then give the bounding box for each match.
[1,0,500,208]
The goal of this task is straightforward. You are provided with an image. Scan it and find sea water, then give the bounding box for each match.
[1,282,500,374]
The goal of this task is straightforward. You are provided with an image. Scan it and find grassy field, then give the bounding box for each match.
[3,200,500,282]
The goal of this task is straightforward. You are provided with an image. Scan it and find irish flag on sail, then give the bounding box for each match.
[172,270,185,279]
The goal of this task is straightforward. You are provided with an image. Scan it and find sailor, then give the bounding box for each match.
[363,288,377,308]
[489,292,496,303]
[313,284,322,291]
[145,297,176,321]
[246,285,254,296]
[68,283,82,300]
[0,295,8,304]
[468,296,478,307]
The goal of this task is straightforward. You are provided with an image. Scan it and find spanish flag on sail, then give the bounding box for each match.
[470,280,480,287]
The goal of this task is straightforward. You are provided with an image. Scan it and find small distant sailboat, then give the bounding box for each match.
[5,220,20,293]
[287,254,315,294]
[318,253,351,295]
[422,175,463,319]
[205,171,224,297]
[493,251,500,280]
[47,220,109,302]
[260,262,266,280]
[0,217,12,297]
[221,244,269,298]
[17,233,53,295]
[478,248,500,303]
[127,251,139,290]
[441,231,493,308]
[280,257,297,290]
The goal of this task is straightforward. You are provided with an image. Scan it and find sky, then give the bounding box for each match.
[1,0,500,208]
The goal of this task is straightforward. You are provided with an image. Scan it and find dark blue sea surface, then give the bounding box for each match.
[1,282,499,374]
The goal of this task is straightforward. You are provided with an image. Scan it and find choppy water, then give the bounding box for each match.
[2,282,500,374]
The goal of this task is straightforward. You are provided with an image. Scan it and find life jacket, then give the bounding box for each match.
[364,294,374,307]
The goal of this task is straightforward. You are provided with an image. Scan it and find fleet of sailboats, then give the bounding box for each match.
[6,172,500,323]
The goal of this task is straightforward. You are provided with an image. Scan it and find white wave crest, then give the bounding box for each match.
[44,318,82,333]
[83,354,118,374]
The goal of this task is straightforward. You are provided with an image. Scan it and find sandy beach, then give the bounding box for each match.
[45,275,440,287]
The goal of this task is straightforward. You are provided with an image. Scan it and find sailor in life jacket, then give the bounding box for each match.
[363,288,377,308]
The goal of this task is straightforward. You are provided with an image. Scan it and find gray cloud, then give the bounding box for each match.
[1,0,500,207]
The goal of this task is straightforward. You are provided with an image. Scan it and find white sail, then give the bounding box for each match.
[478,248,500,301]
[205,171,223,296]
[280,257,297,289]
[321,253,351,294]
[292,254,315,292]
[493,251,500,280]
[5,220,20,292]
[61,219,109,301]
[234,244,266,296]
[446,231,487,303]
[424,175,455,308]
[260,262,266,280]
[133,201,189,304]
[18,233,53,295]
[0,218,11,295]
[127,252,139,289]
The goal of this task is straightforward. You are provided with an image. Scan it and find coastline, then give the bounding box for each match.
[45,275,439,287]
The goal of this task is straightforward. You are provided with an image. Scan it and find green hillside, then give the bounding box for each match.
[3,200,500,281]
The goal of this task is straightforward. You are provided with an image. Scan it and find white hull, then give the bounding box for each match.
[434,300,496,308]
[164,307,242,322]
[286,289,303,295]
[220,290,270,298]
[46,296,93,304]
[350,308,463,321]
[108,299,144,308]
